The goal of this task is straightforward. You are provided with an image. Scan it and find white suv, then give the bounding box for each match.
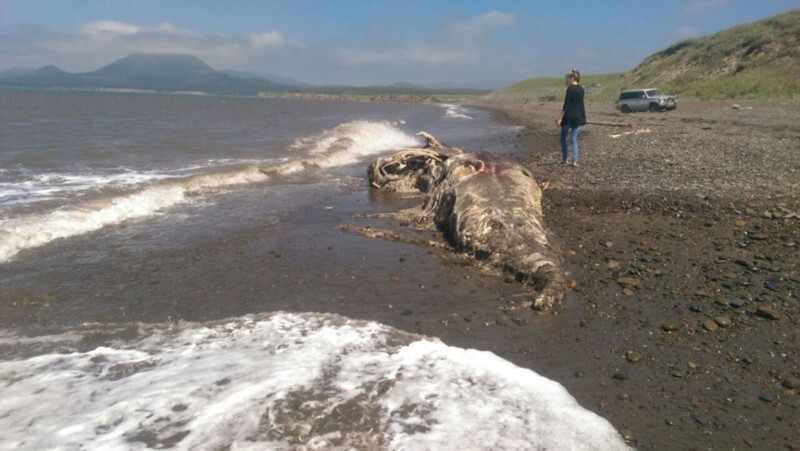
[617,89,677,113]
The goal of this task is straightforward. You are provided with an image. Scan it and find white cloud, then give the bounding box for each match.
[447,11,518,36]
[339,10,517,67]
[341,50,393,63]
[81,20,139,36]
[400,45,474,64]
[0,19,302,72]
[685,0,730,13]
[248,31,285,49]
[674,25,701,38]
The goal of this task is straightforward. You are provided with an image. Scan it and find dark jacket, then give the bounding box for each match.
[562,84,586,126]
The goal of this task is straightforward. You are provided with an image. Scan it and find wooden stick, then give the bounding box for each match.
[586,120,632,127]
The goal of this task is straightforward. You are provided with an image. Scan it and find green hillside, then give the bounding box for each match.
[500,8,800,101]
[626,8,800,99]
[500,73,625,102]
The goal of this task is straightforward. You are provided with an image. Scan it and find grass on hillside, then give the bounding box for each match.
[500,60,799,102]
[499,73,626,102]
[626,9,800,99]
[499,9,800,101]
[663,61,800,99]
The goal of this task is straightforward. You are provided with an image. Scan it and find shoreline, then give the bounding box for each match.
[1,95,797,448]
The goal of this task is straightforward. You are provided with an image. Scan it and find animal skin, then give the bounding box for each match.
[366,132,566,311]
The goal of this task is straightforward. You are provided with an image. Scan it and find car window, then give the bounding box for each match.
[646,90,663,97]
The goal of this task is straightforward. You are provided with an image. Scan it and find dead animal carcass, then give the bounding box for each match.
[366,132,566,311]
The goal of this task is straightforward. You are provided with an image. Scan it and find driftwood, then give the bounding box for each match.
[586,120,632,128]
[364,132,566,311]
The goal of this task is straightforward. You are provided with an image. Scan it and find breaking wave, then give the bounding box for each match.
[0,120,420,263]
[0,312,630,450]
[442,104,474,120]
[0,167,269,263]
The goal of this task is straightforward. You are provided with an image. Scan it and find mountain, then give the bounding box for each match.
[384,80,504,91]
[1,53,297,95]
[88,54,217,88]
[222,69,310,88]
[423,80,516,91]
[623,8,800,98]
[8,65,77,88]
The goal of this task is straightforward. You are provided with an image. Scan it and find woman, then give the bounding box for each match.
[556,69,586,167]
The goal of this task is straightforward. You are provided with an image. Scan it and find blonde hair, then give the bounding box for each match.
[566,68,580,83]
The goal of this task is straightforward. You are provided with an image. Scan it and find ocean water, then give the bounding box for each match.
[0,90,628,449]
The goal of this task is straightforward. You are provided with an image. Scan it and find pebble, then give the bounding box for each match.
[703,319,719,331]
[625,351,644,363]
[622,288,635,296]
[714,316,732,327]
[756,306,781,320]
[662,318,682,331]
[758,393,773,402]
[691,414,708,425]
[729,298,748,308]
[782,376,800,389]
[565,279,578,289]
[715,298,731,307]
[617,277,641,286]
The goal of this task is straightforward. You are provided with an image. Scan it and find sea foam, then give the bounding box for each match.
[0,312,630,450]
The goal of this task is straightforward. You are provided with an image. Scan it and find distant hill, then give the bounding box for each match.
[0,53,489,97]
[379,80,507,91]
[497,8,800,101]
[1,53,297,95]
[624,8,800,98]
[222,69,310,88]
[496,73,626,103]
[0,67,35,79]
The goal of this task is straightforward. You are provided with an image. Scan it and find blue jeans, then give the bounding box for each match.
[560,124,580,163]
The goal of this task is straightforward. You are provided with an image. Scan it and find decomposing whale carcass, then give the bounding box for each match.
[364,132,566,311]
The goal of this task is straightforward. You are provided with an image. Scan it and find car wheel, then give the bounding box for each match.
[649,103,659,112]
[621,105,631,114]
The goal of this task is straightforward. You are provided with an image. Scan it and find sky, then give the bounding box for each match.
[1,0,799,86]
